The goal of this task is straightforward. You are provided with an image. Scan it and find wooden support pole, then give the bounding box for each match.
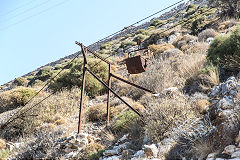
[107,64,111,126]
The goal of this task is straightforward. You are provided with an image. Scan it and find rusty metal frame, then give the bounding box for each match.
[75,42,153,133]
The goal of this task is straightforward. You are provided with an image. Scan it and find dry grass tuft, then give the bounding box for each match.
[54,117,66,125]
[86,103,106,122]
[144,94,200,142]
[196,99,210,114]
[130,53,206,95]
[0,139,6,150]
[187,138,219,160]
[148,44,175,56]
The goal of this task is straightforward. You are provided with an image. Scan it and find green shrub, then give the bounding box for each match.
[135,29,149,35]
[150,19,167,27]
[185,4,198,17]
[207,26,240,67]
[0,87,36,113]
[28,66,55,85]
[191,17,205,35]
[133,34,146,42]
[35,66,54,81]
[112,110,139,132]
[100,41,113,50]
[120,40,137,49]
[147,26,155,32]
[49,58,108,97]
[13,77,28,86]
[89,149,105,160]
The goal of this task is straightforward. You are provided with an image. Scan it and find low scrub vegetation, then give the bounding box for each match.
[198,28,218,42]
[49,58,108,97]
[0,88,85,140]
[112,110,139,133]
[207,26,240,71]
[13,77,28,86]
[0,87,36,113]
[150,19,167,27]
[144,94,199,142]
[148,44,175,56]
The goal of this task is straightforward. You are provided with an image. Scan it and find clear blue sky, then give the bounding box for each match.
[0,0,181,85]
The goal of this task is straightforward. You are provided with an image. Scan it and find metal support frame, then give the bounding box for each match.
[107,64,111,126]
[76,42,153,133]
[78,44,87,133]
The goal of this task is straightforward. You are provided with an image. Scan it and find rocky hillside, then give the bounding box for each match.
[0,0,240,159]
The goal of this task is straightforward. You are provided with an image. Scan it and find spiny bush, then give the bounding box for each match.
[198,28,218,42]
[0,87,36,113]
[49,58,108,97]
[86,103,106,122]
[207,26,240,69]
[144,95,199,142]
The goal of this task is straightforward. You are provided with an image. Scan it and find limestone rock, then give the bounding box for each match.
[223,145,236,155]
[143,144,158,158]
[116,134,129,145]
[6,142,14,152]
[102,155,121,160]
[131,150,145,159]
[121,149,135,159]
[206,152,218,160]
[103,149,119,157]
[161,48,183,60]
[231,150,240,158]
[206,37,214,44]
[168,34,177,44]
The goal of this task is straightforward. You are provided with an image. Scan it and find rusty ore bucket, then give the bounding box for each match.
[125,55,149,74]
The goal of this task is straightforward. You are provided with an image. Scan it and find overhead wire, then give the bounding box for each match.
[0,0,52,23]
[1,0,198,129]
[0,0,36,17]
[0,0,71,31]
[88,0,185,46]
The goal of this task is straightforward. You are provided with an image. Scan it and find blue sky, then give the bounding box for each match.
[0,0,181,85]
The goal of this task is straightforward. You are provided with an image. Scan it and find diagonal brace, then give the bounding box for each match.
[85,67,143,117]
[110,73,154,94]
